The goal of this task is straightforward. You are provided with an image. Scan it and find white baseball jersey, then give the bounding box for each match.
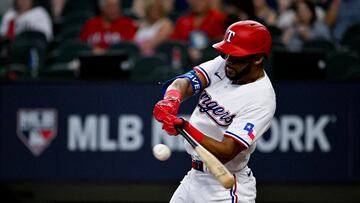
[185,56,276,173]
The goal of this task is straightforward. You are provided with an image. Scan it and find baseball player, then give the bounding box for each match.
[153,20,276,203]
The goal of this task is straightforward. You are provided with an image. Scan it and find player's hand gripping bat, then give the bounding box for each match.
[175,125,235,189]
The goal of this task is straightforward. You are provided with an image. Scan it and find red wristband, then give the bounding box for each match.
[183,121,205,143]
[164,89,182,101]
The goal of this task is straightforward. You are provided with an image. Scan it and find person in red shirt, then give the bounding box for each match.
[171,0,227,63]
[79,0,137,54]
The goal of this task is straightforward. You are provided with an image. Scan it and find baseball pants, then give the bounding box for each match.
[170,166,256,203]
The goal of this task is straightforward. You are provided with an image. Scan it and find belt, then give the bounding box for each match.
[192,159,206,172]
[192,159,249,175]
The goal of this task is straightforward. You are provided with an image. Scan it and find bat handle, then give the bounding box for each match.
[175,124,199,148]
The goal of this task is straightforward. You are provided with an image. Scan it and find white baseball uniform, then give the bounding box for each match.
[170,56,276,203]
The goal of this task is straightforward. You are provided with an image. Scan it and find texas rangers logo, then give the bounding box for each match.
[198,91,235,126]
[17,109,57,156]
[244,122,255,140]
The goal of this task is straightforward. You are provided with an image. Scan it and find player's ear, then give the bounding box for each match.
[253,54,263,65]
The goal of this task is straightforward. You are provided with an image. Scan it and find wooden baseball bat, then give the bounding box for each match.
[175,125,234,189]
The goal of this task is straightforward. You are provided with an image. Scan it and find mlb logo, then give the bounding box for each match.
[17,109,57,156]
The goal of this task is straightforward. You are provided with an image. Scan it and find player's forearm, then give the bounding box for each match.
[200,136,243,163]
[166,78,193,102]
[183,121,244,163]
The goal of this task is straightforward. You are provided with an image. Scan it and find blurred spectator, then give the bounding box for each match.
[131,0,174,19]
[252,0,277,26]
[38,0,67,36]
[325,0,360,42]
[276,0,326,30]
[49,0,66,23]
[171,0,227,63]
[224,0,256,27]
[209,0,223,12]
[79,0,137,54]
[0,0,53,41]
[276,0,295,30]
[134,0,173,56]
[172,0,222,13]
[172,0,226,41]
[51,0,66,20]
[281,0,331,52]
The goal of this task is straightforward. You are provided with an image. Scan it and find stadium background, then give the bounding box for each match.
[0,0,360,202]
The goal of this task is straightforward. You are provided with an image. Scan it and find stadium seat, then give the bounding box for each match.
[61,0,97,17]
[347,36,360,55]
[303,39,337,55]
[57,26,83,42]
[109,41,140,58]
[155,41,189,71]
[56,41,91,63]
[199,46,219,63]
[343,64,360,81]
[44,40,88,78]
[15,31,47,43]
[41,63,78,80]
[108,41,141,70]
[326,50,360,81]
[9,32,48,77]
[61,11,94,30]
[341,23,360,46]
[8,63,32,79]
[131,55,173,82]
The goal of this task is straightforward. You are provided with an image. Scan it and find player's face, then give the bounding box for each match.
[224,55,254,81]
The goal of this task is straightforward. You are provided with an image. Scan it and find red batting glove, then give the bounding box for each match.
[153,89,181,122]
[162,114,184,135]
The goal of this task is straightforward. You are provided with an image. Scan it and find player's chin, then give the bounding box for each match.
[225,70,239,81]
[225,67,237,79]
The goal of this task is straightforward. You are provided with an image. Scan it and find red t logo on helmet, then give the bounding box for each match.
[226,30,236,42]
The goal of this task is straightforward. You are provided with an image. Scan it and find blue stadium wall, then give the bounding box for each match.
[0,81,359,184]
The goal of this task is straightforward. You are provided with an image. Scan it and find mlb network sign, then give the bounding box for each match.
[66,114,336,153]
[16,110,336,156]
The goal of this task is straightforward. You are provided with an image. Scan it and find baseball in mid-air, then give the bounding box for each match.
[153,144,171,161]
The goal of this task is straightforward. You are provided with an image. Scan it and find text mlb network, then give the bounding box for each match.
[17,109,336,154]
[67,114,335,153]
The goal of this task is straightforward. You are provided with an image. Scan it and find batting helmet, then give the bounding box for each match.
[213,20,272,58]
